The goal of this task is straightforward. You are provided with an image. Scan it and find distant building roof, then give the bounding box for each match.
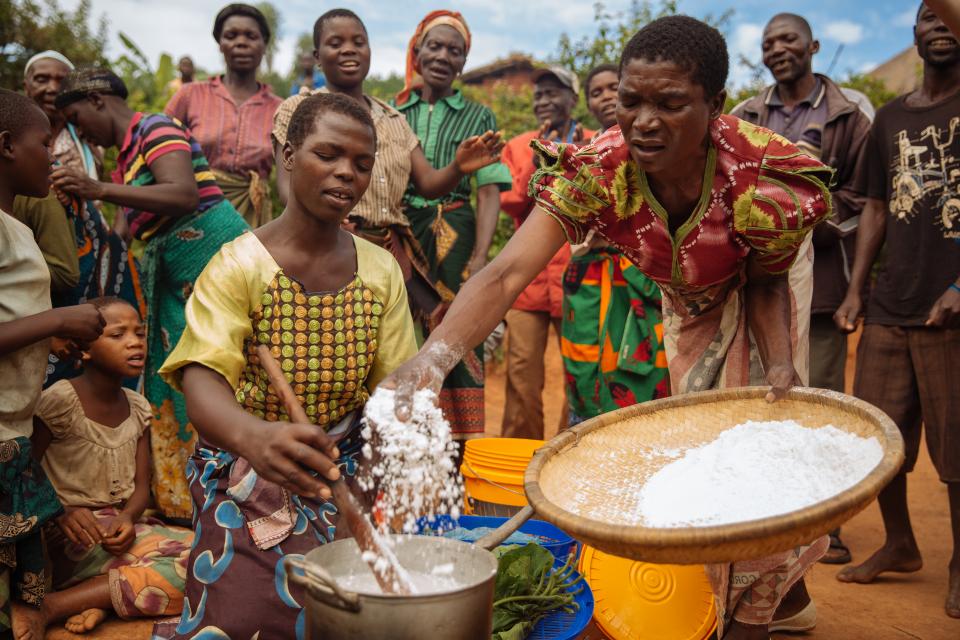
[461,53,537,85]
[867,47,921,95]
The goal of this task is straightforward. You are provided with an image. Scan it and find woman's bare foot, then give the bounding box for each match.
[10,600,46,640]
[947,566,960,618]
[836,542,922,583]
[723,620,768,639]
[64,608,108,634]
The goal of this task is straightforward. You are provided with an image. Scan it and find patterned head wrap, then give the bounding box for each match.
[24,50,75,78]
[395,10,471,106]
[54,68,129,110]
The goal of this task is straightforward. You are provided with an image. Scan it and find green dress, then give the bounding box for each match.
[394,89,512,437]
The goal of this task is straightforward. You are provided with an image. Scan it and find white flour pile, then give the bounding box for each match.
[360,387,463,535]
[637,420,883,527]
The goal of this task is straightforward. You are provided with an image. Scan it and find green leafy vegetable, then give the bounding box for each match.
[491,544,584,640]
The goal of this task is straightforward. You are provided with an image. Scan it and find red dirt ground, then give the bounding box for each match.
[47,327,959,639]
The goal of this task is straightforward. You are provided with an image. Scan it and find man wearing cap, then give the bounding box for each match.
[499,66,593,439]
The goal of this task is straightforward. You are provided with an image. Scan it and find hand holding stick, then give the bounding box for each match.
[255,345,413,595]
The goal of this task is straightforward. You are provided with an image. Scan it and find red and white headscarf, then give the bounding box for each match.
[395,10,471,106]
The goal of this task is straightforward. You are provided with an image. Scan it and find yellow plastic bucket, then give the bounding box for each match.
[578,545,717,640]
[461,438,544,516]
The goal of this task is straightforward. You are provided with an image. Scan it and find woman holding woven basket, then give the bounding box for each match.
[384,16,832,640]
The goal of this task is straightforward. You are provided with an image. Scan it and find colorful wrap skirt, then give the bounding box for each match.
[153,415,367,639]
[141,200,249,521]
[406,201,485,438]
[0,438,62,634]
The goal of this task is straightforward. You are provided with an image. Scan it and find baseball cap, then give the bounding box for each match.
[532,65,580,95]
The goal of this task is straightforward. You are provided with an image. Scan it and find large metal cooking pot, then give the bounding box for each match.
[287,507,534,640]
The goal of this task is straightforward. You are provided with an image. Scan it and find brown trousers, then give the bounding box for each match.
[501,309,568,439]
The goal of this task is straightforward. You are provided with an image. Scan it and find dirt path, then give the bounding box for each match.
[47,328,958,639]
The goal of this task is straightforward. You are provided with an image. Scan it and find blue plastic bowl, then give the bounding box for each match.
[416,514,577,561]
[528,559,594,640]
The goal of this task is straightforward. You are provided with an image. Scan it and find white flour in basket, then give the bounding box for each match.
[634,420,884,527]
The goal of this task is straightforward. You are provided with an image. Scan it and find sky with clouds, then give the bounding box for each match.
[58,0,920,88]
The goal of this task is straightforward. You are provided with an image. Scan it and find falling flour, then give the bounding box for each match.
[636,420,884,527]
[360,387,463,535]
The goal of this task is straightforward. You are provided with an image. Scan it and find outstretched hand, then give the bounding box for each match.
[455,130,504,174]
[378,342,462,421]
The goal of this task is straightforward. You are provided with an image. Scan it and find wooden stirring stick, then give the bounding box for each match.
[255,344,413,595]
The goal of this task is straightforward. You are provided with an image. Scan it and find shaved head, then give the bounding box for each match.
[766,13,814,40]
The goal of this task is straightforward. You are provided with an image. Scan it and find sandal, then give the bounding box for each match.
[819,532,852,565]
[770,600,817,633]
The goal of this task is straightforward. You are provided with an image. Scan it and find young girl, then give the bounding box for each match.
[31,297,193,635]
[0,88,106,640]
[154,92,417,638]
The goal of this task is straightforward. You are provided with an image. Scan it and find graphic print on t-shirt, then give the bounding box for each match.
[890,116,960,238]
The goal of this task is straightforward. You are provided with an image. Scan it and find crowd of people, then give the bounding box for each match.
[0,2,957,639]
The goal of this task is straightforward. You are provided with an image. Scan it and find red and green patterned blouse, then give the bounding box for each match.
[530,114,833,291]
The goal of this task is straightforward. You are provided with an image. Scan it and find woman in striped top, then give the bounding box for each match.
[51,68,249,522]
[392,10,512,439]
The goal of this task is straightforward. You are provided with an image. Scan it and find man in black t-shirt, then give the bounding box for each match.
[834,3,960,619]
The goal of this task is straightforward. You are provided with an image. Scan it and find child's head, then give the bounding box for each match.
[0,88,53,200]
[83,297,145,379]
[54,68,129,150]
[282,92,377,225]
[312,9,370,90]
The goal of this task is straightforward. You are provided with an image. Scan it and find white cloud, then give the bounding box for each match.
[728,23,765,88]
[858,60,878,74]
[823,20,865,45]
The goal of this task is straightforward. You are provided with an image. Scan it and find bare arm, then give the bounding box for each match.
[51,151,200,218]
[120,433,152,522]
[745,257,801,402]
[0,304,104,357]
[30,417,53,461]
[834,197,886,332]
[408,132,504,200]
[464,183,501,278]
[383,206,566,414]
[181,364,341,499]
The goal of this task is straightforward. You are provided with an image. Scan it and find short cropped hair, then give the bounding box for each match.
[87,296,140,317]
[585,63,619,94]
[621,15,729,98]
[313,9,367,49]
[766,13,813,39]
[213,3,271,43]
[0,88,48,139]
[286,92,377,150]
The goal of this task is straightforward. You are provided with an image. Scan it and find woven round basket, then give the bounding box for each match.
[524,387,904,565]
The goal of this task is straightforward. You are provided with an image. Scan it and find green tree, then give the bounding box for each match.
[0,0,108,89]
[839,71,899,109]
[365,73,405,103]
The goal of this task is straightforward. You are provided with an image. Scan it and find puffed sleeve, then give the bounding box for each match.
[34,380,82,439]
[124,390,153,437]
[529,138,611,245]
[733,128,834,274]
[159,242,256,391]
[356,241,417,391]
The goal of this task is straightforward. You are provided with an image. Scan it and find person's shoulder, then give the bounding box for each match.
[872,94,909,124]
[729,87,770,120]
[122,388,153,430]
[714,114,789,160]
[354,233,400,272]
[369,94,404,119]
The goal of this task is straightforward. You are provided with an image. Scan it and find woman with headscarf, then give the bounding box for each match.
[383,17,831,638]
[51,68,249,522]
[392,11,512,437]
[165,4,282,228]
[13,51,145,387]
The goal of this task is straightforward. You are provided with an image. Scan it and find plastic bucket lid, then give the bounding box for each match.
[578,545,717,640]
[464,438,544,459]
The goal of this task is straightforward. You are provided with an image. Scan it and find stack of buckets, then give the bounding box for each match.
[461,437,718,639]
[461,438,542,517]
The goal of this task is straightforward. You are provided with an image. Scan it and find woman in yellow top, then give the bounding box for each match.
[153,93,417,639]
